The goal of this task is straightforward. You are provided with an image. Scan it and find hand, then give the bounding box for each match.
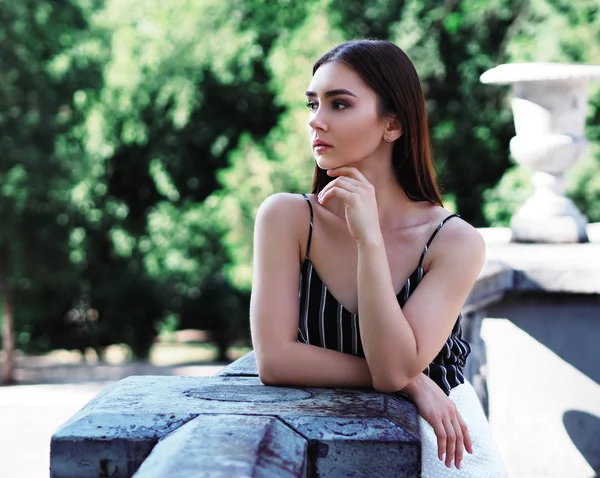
[403,374,472,469]
[318,167,381,244]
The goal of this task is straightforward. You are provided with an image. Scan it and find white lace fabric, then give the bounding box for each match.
[419,381,508,477]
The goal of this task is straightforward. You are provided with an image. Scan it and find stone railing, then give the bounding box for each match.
[50,260,514,478]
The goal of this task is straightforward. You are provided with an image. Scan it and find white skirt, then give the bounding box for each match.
[419,380,508,477]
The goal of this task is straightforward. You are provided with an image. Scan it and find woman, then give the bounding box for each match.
[250,39,506,476]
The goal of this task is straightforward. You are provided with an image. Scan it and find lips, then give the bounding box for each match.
[312,139,332,149]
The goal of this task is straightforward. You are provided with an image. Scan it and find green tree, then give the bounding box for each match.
[61,0,321,355]
[0,0,103,383]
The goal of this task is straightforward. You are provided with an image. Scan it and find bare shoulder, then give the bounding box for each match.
[256,192,311,228]
[430,213,486,272]
[440,215,485,250]
[255,193,313,252]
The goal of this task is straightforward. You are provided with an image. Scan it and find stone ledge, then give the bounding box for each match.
[51,375,420,478]
[479,225,600,294]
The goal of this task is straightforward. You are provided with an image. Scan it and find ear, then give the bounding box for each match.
[384,117,403,142]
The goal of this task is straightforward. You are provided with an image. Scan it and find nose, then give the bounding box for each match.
[308,107,328,132]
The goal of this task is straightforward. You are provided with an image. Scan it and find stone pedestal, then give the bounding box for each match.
[481,63,600,243]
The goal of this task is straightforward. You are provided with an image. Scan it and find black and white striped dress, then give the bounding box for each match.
[296,193,470,396]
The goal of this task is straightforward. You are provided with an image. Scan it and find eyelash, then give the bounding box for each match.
[305,100,348,112]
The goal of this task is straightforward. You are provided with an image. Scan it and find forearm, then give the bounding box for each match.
[399,372,428,398]
[258,341,373,389]
[357,239,418,391]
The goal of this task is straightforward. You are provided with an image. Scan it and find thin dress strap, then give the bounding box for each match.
[417,214,460,269]
[301,193,314,260]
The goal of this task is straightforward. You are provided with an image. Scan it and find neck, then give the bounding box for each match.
[359,153,417,232]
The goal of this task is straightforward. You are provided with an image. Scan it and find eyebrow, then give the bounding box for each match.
[305,88,358,98]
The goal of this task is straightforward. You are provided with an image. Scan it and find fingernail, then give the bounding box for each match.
[456,461,461,469]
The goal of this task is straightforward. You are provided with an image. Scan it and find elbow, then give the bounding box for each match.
[370,344,420,394]
[371,364,420,394]
[258,367,279,386]
[256,351,283,386]
[372,375,411,394]
[372,364,423,394]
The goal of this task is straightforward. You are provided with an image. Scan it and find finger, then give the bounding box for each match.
[452,416,464,469]
[318,186,355,207]
[434,421,447,462]
[318,179,360,205]
[331,175,363,188]
[457,412,473,455]
[327,166,368,182]
[443,419,456,468]
[329,176,361,192]
[318,176,360,199]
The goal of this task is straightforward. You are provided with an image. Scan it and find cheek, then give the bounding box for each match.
[338,113,382,150]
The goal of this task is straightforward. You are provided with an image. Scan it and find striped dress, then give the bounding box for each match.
[296,193,470,395]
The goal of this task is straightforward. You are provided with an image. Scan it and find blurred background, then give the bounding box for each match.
[1,0,600,476]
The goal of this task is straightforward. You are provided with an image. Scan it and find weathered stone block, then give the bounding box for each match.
[51,411,198,478]
[133,415,307,478]
[284,414,420,477]
[50,374,420,477]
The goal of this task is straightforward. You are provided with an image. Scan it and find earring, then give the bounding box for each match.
[385,137,391,143]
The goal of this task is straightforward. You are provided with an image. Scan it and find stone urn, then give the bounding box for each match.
[480,63,600,243]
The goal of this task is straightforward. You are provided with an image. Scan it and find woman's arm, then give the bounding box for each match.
[250,193,373,388]
[356,228,485,392]
[250,193,422,390]
[320,167,485,393]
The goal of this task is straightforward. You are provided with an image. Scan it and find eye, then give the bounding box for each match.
[332,100,349,110]
[306,101,318,112]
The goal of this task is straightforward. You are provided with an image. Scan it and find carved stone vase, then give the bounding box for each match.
[481,63,600,243]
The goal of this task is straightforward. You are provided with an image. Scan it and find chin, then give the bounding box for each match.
[315,156,359,171]
[315,155,343,171]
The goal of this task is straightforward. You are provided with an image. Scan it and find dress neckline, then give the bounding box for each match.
[302,257,424,316]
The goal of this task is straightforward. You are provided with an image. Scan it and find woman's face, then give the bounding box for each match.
[306,61,387,170]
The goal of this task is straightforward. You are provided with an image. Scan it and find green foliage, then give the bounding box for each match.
[62,0,286,354]
[4,0,600,363]
[8,0,319,354]
[0,0,103,362]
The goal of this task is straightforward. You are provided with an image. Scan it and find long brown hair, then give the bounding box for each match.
[310,40,443,206]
